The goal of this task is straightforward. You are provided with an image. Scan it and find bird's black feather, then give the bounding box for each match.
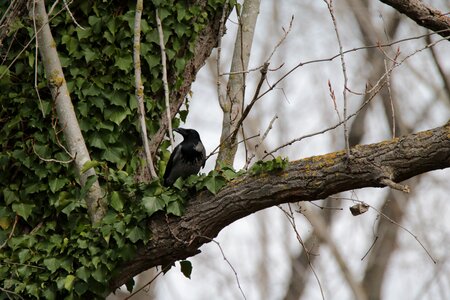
[163,128,206,186]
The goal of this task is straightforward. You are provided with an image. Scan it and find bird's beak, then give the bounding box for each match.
[174,128,187,136]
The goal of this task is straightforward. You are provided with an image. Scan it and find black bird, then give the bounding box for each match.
[163,128,206,186]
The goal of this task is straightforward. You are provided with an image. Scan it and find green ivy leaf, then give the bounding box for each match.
[80,160,100,174]
[180,260,192,279]
[18,249,31,263]
[91,265,107,283]
[142,196,165,216]
[64,275,76,292]
[127,226,145,243]
[114,56,133,72]
[12,203,35,220]
[166,201,184,216]
[80,175,97,199]
[3,188,19,205]
[76,266,90,282]
[43,258,59,273]
[49,177,69,193]
[110,191,124,212]
[204,175,226,195]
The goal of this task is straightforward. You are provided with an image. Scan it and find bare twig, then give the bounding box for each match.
[198,236,247,300]
[384,59,396,138]
[156,8,174,150]
[31,0,45,117]
[262,79,385,158]
[62,0,85,29]
[255,30,448,102]
[133,0,158,180]
[324,0,350,158]
[0,287,25,300]
[332,196,437,263]
[206,133,259,161]
[426,34,450,101]
[262,36,447,159]
[299,202,368,300]
[0,214,18,250]
[216,0,229,110]
[261,114,278,141]
[361,236,379,261]
[231,62,269,141]
[32,140,73,164]
[219,15,293,77]
[327,80,342,122]
[124,268,165,300]
[279,204,325,300]
[243,114,278,169]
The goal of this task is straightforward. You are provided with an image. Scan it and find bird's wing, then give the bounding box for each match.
[164,144,182,182]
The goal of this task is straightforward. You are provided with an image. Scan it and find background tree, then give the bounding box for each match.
[0,0,449,299]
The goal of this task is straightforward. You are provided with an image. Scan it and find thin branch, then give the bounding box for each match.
[216,0,229,110]
[219,15,293,77]
[327,80,342,122]
[380,178,410,193]
[426,34,450,101]
[255,30,448,102]
[32,140,74,164]
[156,8,174,150]
[124,268,165,300]
[279,204,325,300]
[31,0,45,117]
[201,237,247,300]
[205,133,259,162]
[324,0,350,158]
[262,80,384,159]
[133,0,158,180]
[361,236,379,261]
[231,62,269,141]
[262,36,447,158]
[384,59,396,138]
[0,215,18,250]
[62,0,85,29]
[333,196,437,263]
[299,202,368,300]
[0,287,25,300]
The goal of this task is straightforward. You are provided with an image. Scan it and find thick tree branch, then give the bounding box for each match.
[110,121,450,290]
[379,0,450,39]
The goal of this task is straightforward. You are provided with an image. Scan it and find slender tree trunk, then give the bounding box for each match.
[34,0,106,224]
[216,0,260,167]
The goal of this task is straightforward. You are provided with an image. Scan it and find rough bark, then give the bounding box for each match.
[379,0,450,39]
[110,121,450,291]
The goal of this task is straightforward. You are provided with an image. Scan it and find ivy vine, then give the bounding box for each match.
[0,0,242,298]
